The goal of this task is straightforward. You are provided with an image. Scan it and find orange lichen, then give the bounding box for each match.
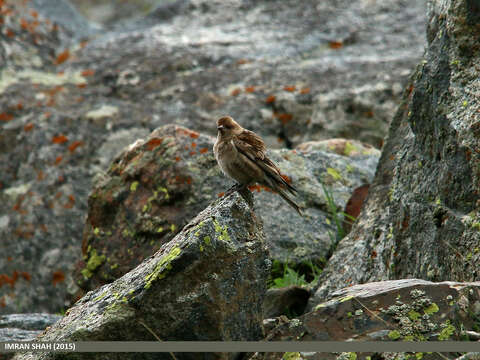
[0,113,13,122]
[16,102,23,110]
[146,138,163,151]
[329,41,343,49]
[64,195,75,209]
[177,128,199,139]
[54,156,63,165]
[265,95,276,104]
[81,69,95,77]
[189,151,196,156]
[52,271,65,286]
[217,192,225,197]
[248,184,261,192]
[68,140,84,153]
[230,88,241,96]
[283,85,296,92]
[0,271,18,288]
[45,85,63,97]
[54,50,70,65]
[6,28,14,37]
[175,156,181,162]
[300,87,310,94]
[23,123,34,132]
[276,113,293,124]
[12,196,27,214]
[236,59,251,65]
[199,147,208,154]
[364,110,374,118]
[245,86,255,93]
[191,142,197,148]
[30,9,38,18]
[52,135,68,144]
[21,271,31,281]
[77,83,86,89]
[36,170,45,181]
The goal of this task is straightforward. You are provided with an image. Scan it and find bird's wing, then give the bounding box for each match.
[233,130,297,195]
[234,130,266,160]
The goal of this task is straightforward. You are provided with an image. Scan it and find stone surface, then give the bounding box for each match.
[251,280,480,360]
[310,0,480,306]
[0,0,425,314]
[13,191,268,360]
[0,313,61,342]
[74,124,379,296]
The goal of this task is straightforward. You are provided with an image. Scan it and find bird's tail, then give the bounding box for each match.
[277,188,303,216]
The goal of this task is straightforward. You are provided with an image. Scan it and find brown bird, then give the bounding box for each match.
[213,116,302,215]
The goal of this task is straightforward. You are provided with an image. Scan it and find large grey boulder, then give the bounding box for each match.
[14,191,268,360]
[311,0,480,306]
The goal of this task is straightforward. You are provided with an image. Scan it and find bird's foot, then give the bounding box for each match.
[225,183,244,196]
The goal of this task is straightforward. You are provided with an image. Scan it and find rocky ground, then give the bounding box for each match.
[2,0,480,359]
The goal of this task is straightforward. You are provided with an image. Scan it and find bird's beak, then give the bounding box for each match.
[217,125,224,130]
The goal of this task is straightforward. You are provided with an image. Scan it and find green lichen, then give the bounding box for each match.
[144,247,181,289]
[326,167,342,181]
[424,303,439,315]
[438,321,455,340]
[282,353,301,360]
[388,330,401,340]
[408,310,421,321]
[158,186,170,199]
[94,227,100,235]
[130,181,139,192]
[93,291,108,302]
[213,219,230,241]
[157,226,164,233]
[170,224,176,232]
[81,249,106,279]
[339,295,354,303]
[343,142,357,156]
[204,236,211,245]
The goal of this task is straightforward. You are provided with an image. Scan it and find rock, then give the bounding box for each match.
[259,280,480,360]
[75,124,379,295]
[0,313,61,341]
[0,0,425,313]
[263,286,311,319]
[310,0,480,306]
[13,190,268,360]
[30,0,100,41]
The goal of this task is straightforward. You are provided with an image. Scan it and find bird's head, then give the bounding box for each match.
[216,116,242,138]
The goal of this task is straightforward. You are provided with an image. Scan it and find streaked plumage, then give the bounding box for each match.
[213,116,302,215]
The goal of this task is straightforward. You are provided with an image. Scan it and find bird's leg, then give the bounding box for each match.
[225,183,243,196]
